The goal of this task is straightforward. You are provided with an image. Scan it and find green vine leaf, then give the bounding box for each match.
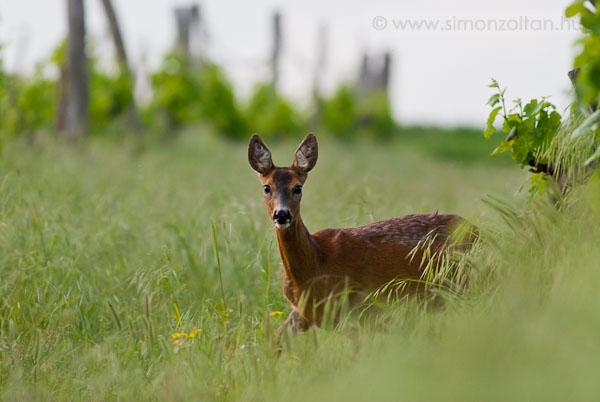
[484,106,502,139]
[487,94,500,107]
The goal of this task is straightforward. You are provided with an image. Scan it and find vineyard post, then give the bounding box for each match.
[270,12,282,89]
[174,4,200,66]
[358,52,370,94]
[60,0,89,139]
[310,22,328,125]
[100,0,139,127]
[381,52,391,92]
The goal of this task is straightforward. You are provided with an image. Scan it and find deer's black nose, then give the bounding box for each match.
[273,210,292,225]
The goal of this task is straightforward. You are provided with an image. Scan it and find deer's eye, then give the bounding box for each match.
[263,185,271,194]
[293,185,302,195]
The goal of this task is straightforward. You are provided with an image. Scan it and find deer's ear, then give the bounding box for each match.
[248,134,274,174]
[293,133,318,174]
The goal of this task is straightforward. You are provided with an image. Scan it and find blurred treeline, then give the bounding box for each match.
[0,2,396,143]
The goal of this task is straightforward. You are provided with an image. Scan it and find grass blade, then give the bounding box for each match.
[211,218,226,309]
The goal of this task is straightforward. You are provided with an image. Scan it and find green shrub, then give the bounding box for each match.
[321,84,395,141]
[89,62,135,131]
[150,55,247,137]
[322,85,357,140]
[567,1,600,107]
[564,1,600,167]
[150,54,201,128]
[197,65,247,139]
[356,89,395,140]
[0,67,55,137]
[244,83,303,140]
[484,80,564,196]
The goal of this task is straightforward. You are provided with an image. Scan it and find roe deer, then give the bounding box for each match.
[248,133,474,333]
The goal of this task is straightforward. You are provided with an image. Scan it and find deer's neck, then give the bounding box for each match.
[275,217,319,288]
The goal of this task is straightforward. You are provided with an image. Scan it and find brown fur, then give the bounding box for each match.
[248,133,472,332]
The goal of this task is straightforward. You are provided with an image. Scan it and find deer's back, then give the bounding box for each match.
[311,213,466,289]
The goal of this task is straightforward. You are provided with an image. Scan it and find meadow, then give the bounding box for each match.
[1,128,599,401]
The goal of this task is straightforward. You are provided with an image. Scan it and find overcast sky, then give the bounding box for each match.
[0,0,580,126]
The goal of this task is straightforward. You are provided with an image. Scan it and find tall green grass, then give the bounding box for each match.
[1,130,598,401]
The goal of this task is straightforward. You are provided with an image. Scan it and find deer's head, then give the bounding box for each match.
[248,134,318,229]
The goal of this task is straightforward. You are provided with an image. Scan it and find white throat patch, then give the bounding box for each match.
[274,222,291,229]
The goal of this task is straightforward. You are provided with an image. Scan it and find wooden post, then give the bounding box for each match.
[175,7,190,59]
[271,12,282,89]
[312,22,328,99]
[174,4,200,65]
[569,67,598,112]
[100,0,138,126]
[190,5,207,66]
[380,52,391,92]
[358,52,370,94]
[568,67,580,88]
[358,52,391,93]
[56,42,68,132]
[61,0,89,139]
[311,22,328,125]
[100,0,128,67]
